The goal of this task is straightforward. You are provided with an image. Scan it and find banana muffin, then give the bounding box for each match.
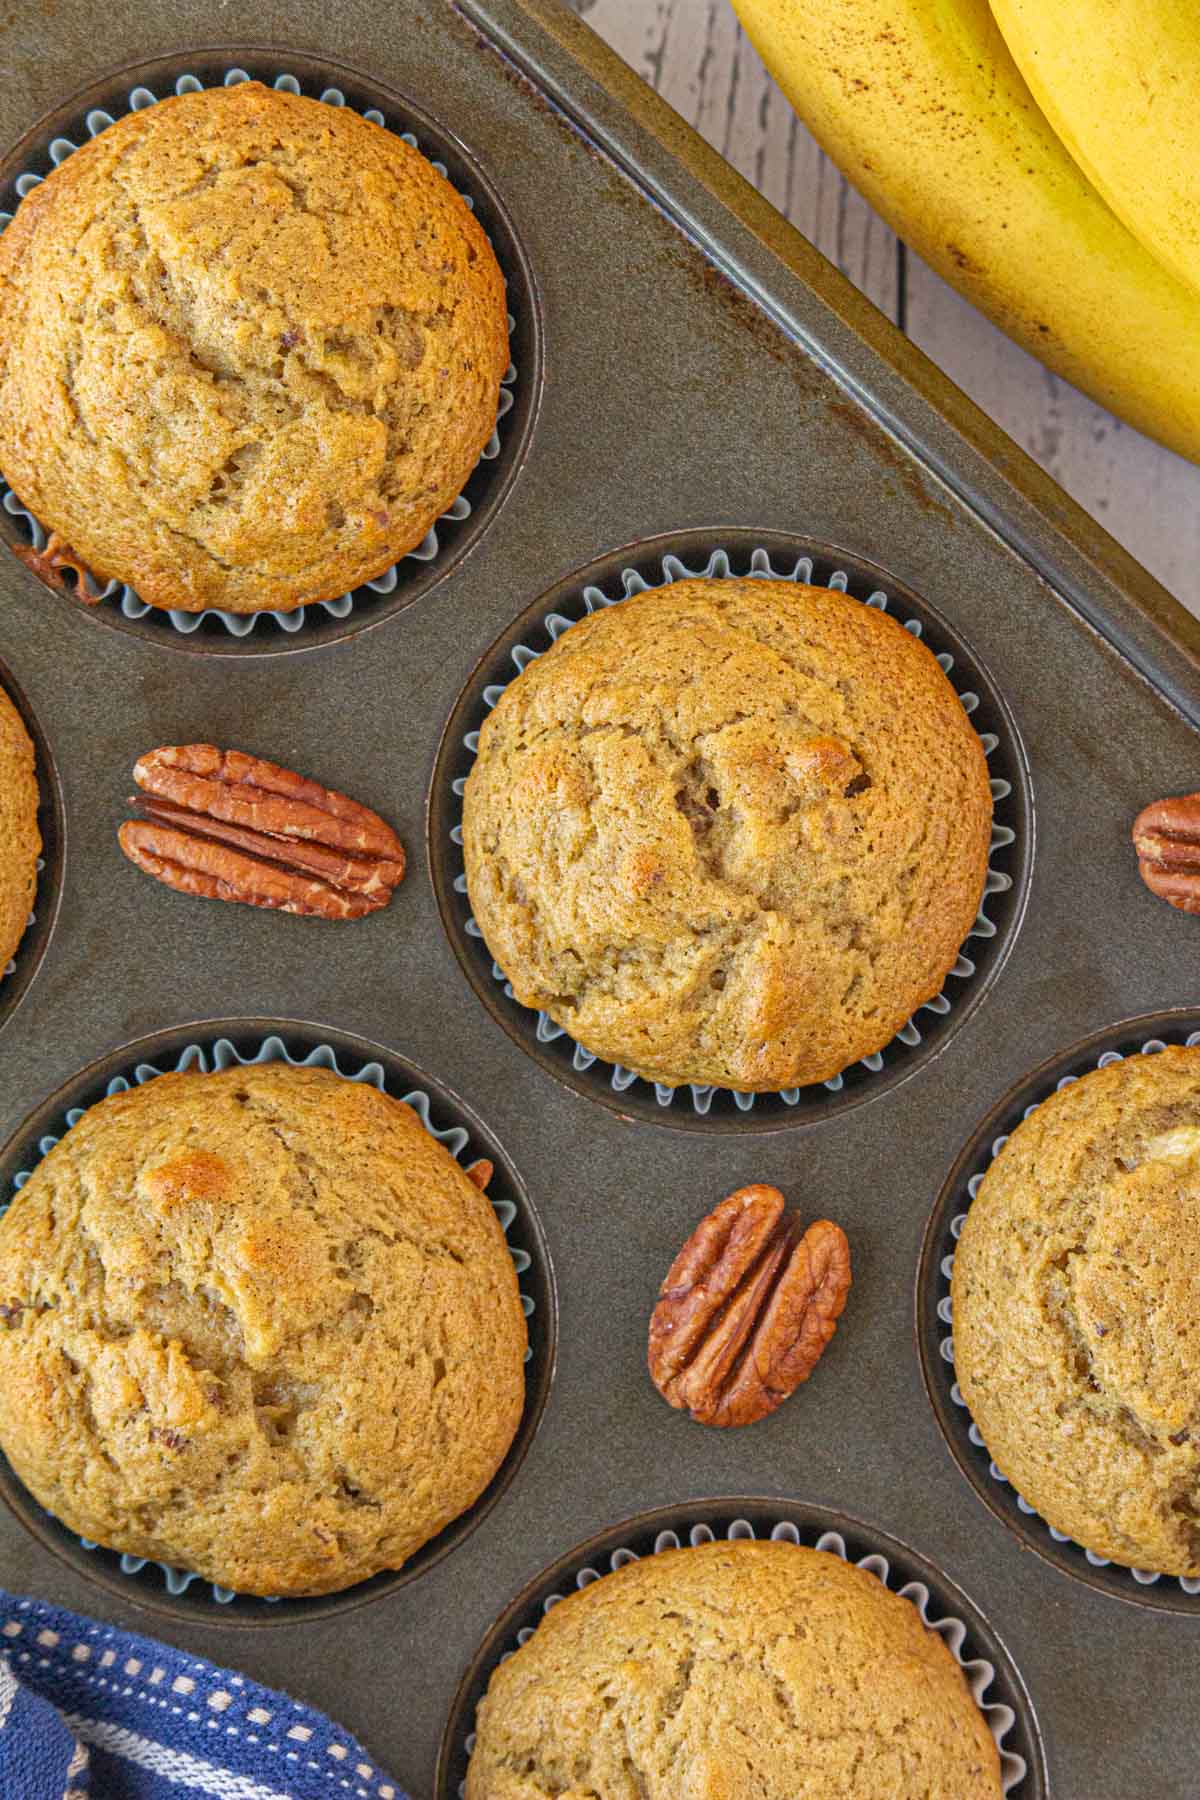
[463,579,992,1090]
[0,1063,526,1596]
[952,1046,1200,1575]
[0,82,509,614]
[466,1539,1003,1797]
[0,683,39,977]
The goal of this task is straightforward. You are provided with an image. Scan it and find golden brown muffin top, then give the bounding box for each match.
[0,1063,527,1596]
[0,82,509,613]
[953,1046,1200,1575]
[466,1540,1003,1799]
[0,684,39,977]
[463,579,992,1091]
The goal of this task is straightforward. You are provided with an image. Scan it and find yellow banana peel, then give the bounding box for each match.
[989,0,1200,304]
[730,0,1200,462]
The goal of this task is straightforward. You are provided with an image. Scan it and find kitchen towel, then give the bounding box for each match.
[0,1591,409,1799]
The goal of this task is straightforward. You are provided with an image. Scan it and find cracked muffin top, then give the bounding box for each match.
[0,1062,526,1597]
[0,684,39,980]
[462,579,992,1091]
[0,81,509,614]
[952,1046,1200,1576]
[465,1539,1003,1798]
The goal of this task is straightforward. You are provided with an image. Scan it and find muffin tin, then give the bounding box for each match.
[0,1020,555,1627]
[431,527,1029,1131]
[0,1,1199,1794]
[918,1010,1200,1614]
[0,52,541,654]
[438,1500,1048,1799]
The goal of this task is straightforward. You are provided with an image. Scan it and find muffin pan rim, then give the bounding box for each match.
[0,652,66,1045]
[0,46,545,657]
[916,1007,1200,1614]
[0,1,1197,1789]
[0,1014,559,1629]
[435,1493,1050,1800]
[427,524,1034,1135]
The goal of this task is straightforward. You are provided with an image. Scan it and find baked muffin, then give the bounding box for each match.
[0,82,508,614]
[952,1046,1200,1575]
[0,1063,526,1596]
[463,579,992,1090]
[466,1539,1002,1798]
[0,683,39,977]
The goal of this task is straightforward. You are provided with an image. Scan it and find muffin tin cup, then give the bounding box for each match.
[436,1497,1048,1799]
[0,1017,557,1628]
[429,527,1032,1133]
[0,51,542,655]
[0,657,64,1042]
[918,1010,1200,1613]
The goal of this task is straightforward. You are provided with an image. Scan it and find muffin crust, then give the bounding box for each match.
[466,1539,1002,1798]
[0,1063,527,1596]
[0,683,39,978]
[0,82,509,613]
[953,1046,1200,1574]
[463,579,992,1090]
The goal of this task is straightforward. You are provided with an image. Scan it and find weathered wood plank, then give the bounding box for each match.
[903,255,1200,613]
[572,0,1200,616]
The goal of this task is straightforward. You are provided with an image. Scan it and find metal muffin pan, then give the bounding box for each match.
[0,50,542,656]
[0,1018,556,1628]
[918,1009,1200,1614]
[437,1497,1043,1800]
[1,0,1199,1793]
[437,1498,1049,1799]
[430,526,1030,1132]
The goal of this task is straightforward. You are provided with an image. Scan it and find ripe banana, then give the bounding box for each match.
[989,0,1200,303]
[729,0,1200,463]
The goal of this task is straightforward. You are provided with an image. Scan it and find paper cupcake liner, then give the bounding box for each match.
[449,1512,1032,1797]
[0,855,42,982]
[448,544,1018,1117]
[1,1032,540,1609]
[936,1027,1200,1599]
[0,65,519,640]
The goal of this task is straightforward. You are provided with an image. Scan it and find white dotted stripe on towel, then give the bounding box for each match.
[3,1601,398,1796]
[450,545,1017,1115]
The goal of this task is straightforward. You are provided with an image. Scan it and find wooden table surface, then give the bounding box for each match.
[573,0,1200,622]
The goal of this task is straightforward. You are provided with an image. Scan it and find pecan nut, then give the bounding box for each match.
[1133,792,1200,915]
[648,1185,851,1428]
[118,744,405,920]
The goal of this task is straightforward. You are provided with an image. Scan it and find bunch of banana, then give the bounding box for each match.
[730,0,1200,462]
[990,0,1200,300]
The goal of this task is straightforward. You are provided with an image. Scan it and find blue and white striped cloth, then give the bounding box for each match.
[0,1592,409,1799]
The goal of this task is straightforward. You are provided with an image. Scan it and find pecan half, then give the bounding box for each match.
[648,1185,851,1428]
[11,532,98,600]
[1133,792,1200,914]
[118,745,405,920]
